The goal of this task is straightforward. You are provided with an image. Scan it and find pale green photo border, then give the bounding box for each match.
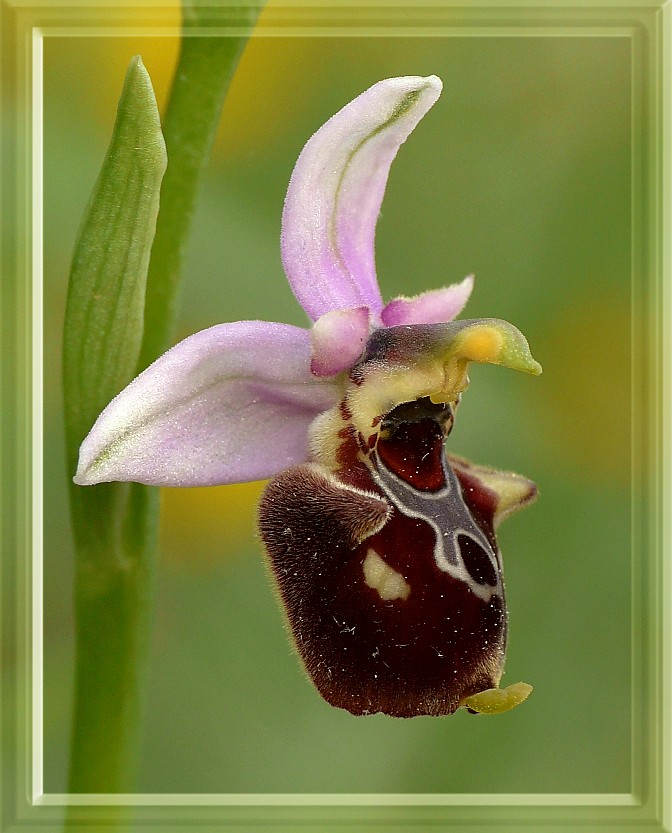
[1,0,670,830]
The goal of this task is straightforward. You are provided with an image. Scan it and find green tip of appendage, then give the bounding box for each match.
[461,682,533,714]
[498,329,542,376]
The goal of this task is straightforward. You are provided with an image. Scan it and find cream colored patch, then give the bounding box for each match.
[347,362,445,438]
[429,357,470,404]
[307,406,347,470]
[363,549,411,601]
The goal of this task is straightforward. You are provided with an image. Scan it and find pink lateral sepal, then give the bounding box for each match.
[74,320,339,487]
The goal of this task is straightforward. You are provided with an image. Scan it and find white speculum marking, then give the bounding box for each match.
[367,451,501,603]
[363,549,411,601]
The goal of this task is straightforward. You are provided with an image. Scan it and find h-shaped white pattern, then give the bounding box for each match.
[366,449,501,602]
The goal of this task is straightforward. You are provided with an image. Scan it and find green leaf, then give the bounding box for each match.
[63,55,167,470]
[63,11,262,795]
[62,54,167,796]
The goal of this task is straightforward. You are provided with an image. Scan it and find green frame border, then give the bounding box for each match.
[1,0,670,830]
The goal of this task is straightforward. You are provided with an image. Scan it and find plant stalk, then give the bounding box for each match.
[67,5,260,798]
[138,4,261,372]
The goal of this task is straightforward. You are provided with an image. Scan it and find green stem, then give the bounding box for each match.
[138,4,261,372]
[67,480,161,795]
[67,484,152,793]
[67,6,260,797]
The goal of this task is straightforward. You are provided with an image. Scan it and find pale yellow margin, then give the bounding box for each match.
[36,792,639,806]
[661,2,672,831]
[31,25,45,809]
[13,0,668,822]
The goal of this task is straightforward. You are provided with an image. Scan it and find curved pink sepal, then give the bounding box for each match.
[74,321,339,487]
[282,76,443,321]
[310,306,370,377]
[381,275,474,327]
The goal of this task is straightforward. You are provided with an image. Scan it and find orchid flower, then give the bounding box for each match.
[75,76,541,718]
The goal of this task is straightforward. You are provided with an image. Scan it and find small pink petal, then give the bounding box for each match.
[74,321,339,487]
[310,306,370,377]
[282,75,443,321]
[381,275,474,326]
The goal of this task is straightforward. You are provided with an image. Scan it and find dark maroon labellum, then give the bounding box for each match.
[258,324,538,717]
[259,398,522,717]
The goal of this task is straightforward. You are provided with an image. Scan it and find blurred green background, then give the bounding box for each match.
[43,12,633,794]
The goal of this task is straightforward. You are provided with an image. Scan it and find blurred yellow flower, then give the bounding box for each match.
[159,481,265,569]
[536,291,631,483]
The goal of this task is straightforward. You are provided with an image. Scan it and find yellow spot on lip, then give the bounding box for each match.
[363,549,411,601]
[459,325,504,363]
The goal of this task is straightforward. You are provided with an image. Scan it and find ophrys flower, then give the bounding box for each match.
[75,75,541,717]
